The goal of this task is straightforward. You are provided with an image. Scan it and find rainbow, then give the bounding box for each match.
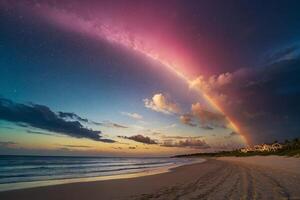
[136,47,248,145]
[33,6,248,144]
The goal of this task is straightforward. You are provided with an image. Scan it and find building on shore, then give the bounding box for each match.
[240,143,283,153]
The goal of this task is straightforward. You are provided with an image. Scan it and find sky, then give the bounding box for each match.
[0,0,300,157]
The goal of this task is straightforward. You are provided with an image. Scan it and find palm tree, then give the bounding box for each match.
[284,139,291,150]
[292,138,299,149]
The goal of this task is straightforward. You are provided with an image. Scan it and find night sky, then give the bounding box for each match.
[0,0,300,156]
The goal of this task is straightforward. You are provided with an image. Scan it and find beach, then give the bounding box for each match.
[1,156,300,200]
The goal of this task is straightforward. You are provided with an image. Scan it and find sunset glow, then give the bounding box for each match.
[1,0,299,156]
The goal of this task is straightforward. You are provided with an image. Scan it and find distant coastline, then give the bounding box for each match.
[174,138,300,158]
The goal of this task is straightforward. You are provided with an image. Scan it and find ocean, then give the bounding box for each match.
[0,155,204,191]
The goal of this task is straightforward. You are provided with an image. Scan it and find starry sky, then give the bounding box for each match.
[0,0,300,156]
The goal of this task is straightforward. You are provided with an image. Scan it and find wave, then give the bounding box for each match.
[0,156,199,185]
[0,160,171,172]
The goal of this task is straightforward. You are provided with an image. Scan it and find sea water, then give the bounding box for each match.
[0,155,204,191]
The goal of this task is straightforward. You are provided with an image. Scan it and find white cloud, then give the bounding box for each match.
[189,73,232,104]
[121,112,143,120]
[144,93,180,114]
[208,72,233,88]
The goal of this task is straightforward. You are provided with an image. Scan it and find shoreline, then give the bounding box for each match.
[0,158,206,192]
[1,156,300,200]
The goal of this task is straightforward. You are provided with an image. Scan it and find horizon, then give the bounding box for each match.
[1,137,297,158]
[1,0,300,157]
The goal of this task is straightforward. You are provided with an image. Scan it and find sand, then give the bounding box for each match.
[1,156,300,200]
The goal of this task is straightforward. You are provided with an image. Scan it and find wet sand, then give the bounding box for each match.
[1,156,300,200]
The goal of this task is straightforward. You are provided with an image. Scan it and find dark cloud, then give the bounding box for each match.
[191,103,227,128]
[129,146,136,149]
[210,55,300,143]
[179,109,221,129]
[26,130,56,136]
[224,131,239,139]
[161,139,210,149]
[98,138,116,143]
[58,112,89,123]
[96,121,128,129]
[188,46,300,144]
[59,112,127,129]
[0,98,115,143]
[0,141,17,147]
[17,123,29,127]
[179,114,196,127]
[229,131,239,136]
[119,134,157,144]
[111,123,128,128]
[90,121,103,126]
[201,125,214,130]
[179,103,228,130]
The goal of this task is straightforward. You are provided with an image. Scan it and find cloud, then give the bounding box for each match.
[112,146,123,150]
[0,98,115,143]
[200,125,214,130]
[179,114,196,127]
[57,144,91,148]
[59,112,127,129]
[129,146,136,149]
[151,131,162,136]
[143,93,225,129]
[189,74,231,104]
[242,111,266,120]
[119,134,157,144]
[191,103,227,127]
[0,141,17,148]
[161,135,204,140]
[0,126,14,130]
[229,131,239,136]
[187,47,300,143]
[94,121,128,129]
[189,73,233,95]
[224,131,240,139]
[111,123,128,128]
[89,121,103,126]
[208,72,233,88]
[17,123,29,127]
[189,76,210,92]
[26,130,57,136]
[144,93,180,114]
[121,112,143,120]
[265,45,300,64]
[161,138,210,149]
[58,112,89,123]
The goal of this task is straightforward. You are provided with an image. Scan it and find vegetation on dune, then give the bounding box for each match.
[174,138,300,158]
